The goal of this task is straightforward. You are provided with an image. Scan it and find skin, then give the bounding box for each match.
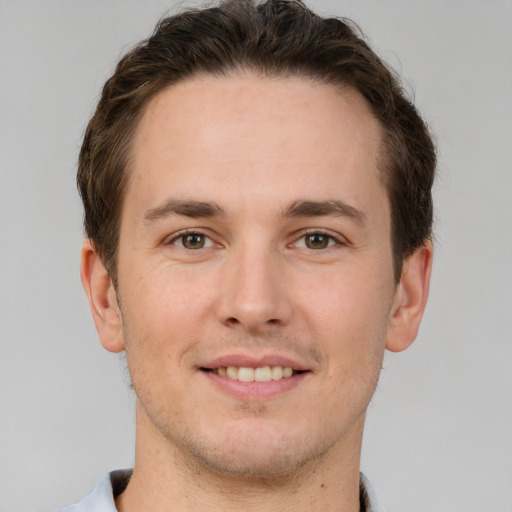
[81,73,432,512]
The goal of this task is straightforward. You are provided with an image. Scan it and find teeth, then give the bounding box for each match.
[271,366,283,380]
[283,367,293,378]
[214,365,296,382]
[226,366,238,380]
[254,366,272,382]
[238,367,254,382]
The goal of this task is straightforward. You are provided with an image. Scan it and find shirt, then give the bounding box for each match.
[59,469,384,512]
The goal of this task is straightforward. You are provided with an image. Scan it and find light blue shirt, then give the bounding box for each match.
[59,469,384,512]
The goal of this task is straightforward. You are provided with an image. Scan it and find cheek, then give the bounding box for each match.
[122,259,211,321]
[118,263,219,367]
[296,262,394,361]
[120,296,192,411]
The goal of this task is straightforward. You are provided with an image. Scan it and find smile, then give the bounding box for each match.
[206,365,299,382]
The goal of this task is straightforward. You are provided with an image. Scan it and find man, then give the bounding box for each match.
[63,0,435,510]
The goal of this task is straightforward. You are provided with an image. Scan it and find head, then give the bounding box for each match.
[78,0,435,483]
[78,0,436,286]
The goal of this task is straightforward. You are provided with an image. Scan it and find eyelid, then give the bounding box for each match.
[164,228,217,248]
[290,228,348,249]
[162,227,347,249]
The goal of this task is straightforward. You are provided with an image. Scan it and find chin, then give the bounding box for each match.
[167,420,336,480]
[186,444,323,480]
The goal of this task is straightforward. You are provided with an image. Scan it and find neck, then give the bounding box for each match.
[116,404,365,512]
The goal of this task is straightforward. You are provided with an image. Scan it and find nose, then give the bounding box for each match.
[215,245,293,333]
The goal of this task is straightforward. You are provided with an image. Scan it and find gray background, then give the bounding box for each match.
[1,1,511,510]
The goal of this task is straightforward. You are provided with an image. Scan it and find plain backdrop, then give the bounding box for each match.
[1,1,511,511]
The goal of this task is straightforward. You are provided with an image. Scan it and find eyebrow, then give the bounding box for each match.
[143,198,365,224]
[283,200,366,223]
[144,199,225,222]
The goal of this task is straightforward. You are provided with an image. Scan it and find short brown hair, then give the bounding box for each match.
[78,0,436,283]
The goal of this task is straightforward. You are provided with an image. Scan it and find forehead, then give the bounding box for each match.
[127,73,386,220]
[134,74,380,161]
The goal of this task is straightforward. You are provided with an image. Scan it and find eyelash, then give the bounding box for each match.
[165,229,344,251]
[292,230,345,250]
[166,230,216,250]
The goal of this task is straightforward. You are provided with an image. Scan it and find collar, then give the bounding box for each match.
[59,469,384,512]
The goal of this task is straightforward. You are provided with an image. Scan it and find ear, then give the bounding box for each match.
[80,239,125,353]
[386,241,433,353]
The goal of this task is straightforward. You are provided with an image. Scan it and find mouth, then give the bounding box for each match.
[201,365,305,382]
[199,355,312,399]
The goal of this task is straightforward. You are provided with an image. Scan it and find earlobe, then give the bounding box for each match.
[385,241,433,353]
[80,239,125,353]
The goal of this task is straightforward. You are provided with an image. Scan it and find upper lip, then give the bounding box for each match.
[201,353,311,371]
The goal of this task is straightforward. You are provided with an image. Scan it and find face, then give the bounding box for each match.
[114,74,400,477]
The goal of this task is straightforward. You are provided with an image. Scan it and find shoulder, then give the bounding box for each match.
[58,470,132,512]
[360,472,385,512]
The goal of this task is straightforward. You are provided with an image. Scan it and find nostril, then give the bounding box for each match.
[224,317,279,328]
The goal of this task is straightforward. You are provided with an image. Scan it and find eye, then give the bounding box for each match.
[171,232,213,250]
[294,232,339,250]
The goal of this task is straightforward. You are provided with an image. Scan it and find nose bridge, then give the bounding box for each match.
[217,237,291,330]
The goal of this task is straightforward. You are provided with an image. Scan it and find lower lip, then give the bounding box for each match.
[202,371,309,400]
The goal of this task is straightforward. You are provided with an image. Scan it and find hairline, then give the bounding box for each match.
[104,68,403,285]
